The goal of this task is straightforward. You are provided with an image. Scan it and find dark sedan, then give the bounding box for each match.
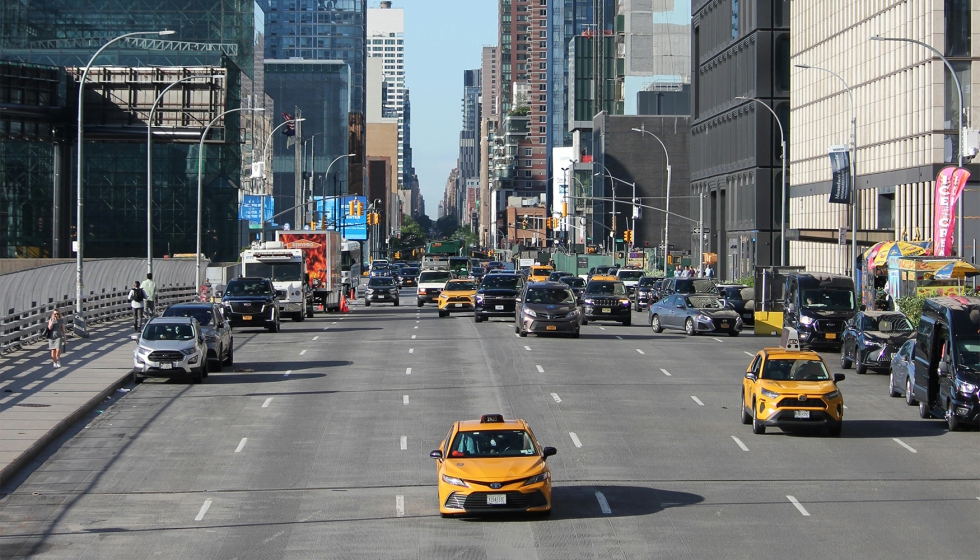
[633,276,663,311]
[514,282,581,338]
[840,311,915,374]
[888,338,920,405]
[649,293,742,336]
[474,273,524,322]
[717,284,755,325]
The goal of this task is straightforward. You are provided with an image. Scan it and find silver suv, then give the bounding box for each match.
[162,302,234,371]
[133,317,209,384]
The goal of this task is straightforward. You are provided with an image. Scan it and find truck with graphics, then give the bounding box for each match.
[277,230,343,313]
[241,242,314,321]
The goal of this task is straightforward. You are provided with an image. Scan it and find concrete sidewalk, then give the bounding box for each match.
[0,320,135,485]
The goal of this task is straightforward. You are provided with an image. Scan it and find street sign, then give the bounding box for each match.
[693,227,710,234]
[838,227,846,245]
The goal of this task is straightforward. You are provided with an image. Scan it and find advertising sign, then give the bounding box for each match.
[827,145,851,204]
[315,195,368,241]
[239,195,274,229]
[932,166,970,257]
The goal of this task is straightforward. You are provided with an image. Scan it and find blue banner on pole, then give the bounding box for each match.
[315,195,368,241]
[240,195,274,223]
[827,145,851,204]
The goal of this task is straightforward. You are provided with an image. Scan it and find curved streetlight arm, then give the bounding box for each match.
[75,29,174,322]
[196,107,264,289]
[147,73,223,276]
[262,117,305,165]
[632,124,673,275]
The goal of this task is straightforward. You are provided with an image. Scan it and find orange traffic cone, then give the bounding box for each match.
[340,293,350,313]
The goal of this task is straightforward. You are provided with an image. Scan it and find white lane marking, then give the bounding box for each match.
[569,432,583,448]
[731,436,749,452]
[403,395,409,405]
[235,438,247,453]
[660,368,672,376]
[332,321,338,324]
[616,336,623,340]
[712,337,724,343]
[261,398,273,408]
[787,495,810,516]
[395,495,405,517]
[743,351,754,357]
[299,349,307,356]
[892,438,917,453]
[843,405,848,409]
[416,320,420,323]
[414,326,418,329]
[312,336,319,341]
[323,327,329,331]
[636,349,645,355]
[599,327,606,331]
[524,346,532,351]
[551,393,562,403]
[406,368,412,375]
[515,333,520,337]
[409,348,414,353]
[536,364,545,373]
[595,492,612,514]
[194,499,213,521]
[283,370,291,377]
[400,436,407,450]
[691,396,704,406]
[411,335,416,339]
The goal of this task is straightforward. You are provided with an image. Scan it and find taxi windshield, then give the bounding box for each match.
[586,281,626,296]
[446,281,477,291]
[763,359,830,381]
[448,430,537,458]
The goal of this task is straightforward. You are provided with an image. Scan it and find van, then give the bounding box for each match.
[909,296,980,430]
[782,273,856,350]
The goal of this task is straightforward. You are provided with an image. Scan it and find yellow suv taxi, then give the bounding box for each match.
[741,329,845,436]
[437,279,478,317]
[430,414,557,517]
[528,265,554,283]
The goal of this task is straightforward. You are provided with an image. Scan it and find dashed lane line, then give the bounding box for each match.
[524,346,532,351]
[403,395,409,405]
[412,335,417,339]
[312,336,319,341]
[599,327,606,331]
[660,368,672,376]
[712,337,724,343]
[406,368,412,375]
[893,438,917,453]
[636,349,645,355]
[616,336,623,340]
[743,351,754,357]
[551,393,562,403]
[283,370,292,378]
[787,495,810,516]
[595,492,612,514]
[299,349,307,356]
[235,438,247,453]
[731,436,749,451]
[396,495,405,517]
[400,436,407,450]
[691,396,704,406]
[536,365,545,373]
[569,432,583,448]
[194,499,213,521]
[261,398,273,408]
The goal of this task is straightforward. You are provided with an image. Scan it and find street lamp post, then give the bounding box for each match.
[74,29,174,330]
[871,35,968,254]
[258,117,305,242]
[631,125,672,275]
[147,73,222,277]
[196,107,264,290]
[795,63,857,285]
[736,96,788,266]
[318,153,356,232]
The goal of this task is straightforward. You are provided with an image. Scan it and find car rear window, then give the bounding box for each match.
[163,307,213,325]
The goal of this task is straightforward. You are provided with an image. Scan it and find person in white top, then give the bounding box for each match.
[128,281,146,332]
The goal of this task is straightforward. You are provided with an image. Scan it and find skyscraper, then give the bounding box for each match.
[367,2,406,187]
[458,69,482,224]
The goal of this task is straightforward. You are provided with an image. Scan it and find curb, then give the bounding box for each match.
[0,370,133,487]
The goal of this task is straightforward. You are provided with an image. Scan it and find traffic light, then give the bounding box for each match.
[356,201,364,216]
[521,219,528,229]
[395,252,401,259]
[624,229,633,243]
[348,200,356,215]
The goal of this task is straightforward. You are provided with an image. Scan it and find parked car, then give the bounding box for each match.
[888,339,920,405]
[649,293,742,336]
[220,277,281,333]
[162,302,233,371]
[132,317,209,384]
[717,284,755,325]
[840,311,915,374]
[514,282,581,338]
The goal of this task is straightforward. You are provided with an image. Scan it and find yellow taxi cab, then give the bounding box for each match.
[430,414,557,517]
[437,279,478,317]
[588,274,619,282]
[741,328,845,436]
[528,265,554,283]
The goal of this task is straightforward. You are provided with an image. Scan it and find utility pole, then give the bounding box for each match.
[293,107,303,229]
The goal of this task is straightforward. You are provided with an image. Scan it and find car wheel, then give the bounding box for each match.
[571,329,580,339]
[474,314,483,323]
[888,372,901,397]
[306,305,315,318]
[519,324,528,337]
[438,309,447,317]
[210,353,222,373]
[417,299,424,308]
[192,364,204,384]
[581,319,588,326]
[394,299,399,307]
[918,400,932,419]
[294,310,304,322]
[728,329,740,337]
[651,315,663,333]
[840,344,853,369]
[905,378,917,406]
[684,318,696,336]
[364,300,370,307]
[751,401,766,434]
[946,399,963,431]
[740,392,751,425]
[827,422,842,437]
[223,341,234,366]
[855,353,867,375]
[133,370,144,384]
[622,316,631,327]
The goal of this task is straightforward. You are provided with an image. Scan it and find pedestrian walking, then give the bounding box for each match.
[129,281,146,332]
[47,308,66,368]
[141,273,157,317]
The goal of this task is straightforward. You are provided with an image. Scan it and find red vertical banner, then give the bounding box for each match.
[933,166,970,256]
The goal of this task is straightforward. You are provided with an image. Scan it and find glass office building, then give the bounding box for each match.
[1,0,261,261]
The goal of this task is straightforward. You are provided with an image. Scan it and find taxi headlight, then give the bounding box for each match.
[761,388,780,399]
[523,308,537,317]
[824,390,841,400]
[523,472,550,486]
[441,473,469,487]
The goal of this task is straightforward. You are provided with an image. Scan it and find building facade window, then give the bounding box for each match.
[945,0,971,57]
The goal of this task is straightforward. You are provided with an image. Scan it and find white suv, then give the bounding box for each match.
[133,317,209,384]
[416,269,453,307]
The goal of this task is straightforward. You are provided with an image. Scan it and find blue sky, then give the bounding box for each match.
[398,0,497,219]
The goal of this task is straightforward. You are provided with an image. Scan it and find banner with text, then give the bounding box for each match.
[827,145,851,204]
[239,195,274,229]
[932,166,970,257]
[315,196,368,241]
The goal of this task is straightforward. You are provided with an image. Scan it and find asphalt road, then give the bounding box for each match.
[1,289,978,559]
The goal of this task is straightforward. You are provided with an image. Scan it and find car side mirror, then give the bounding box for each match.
[938,361,950,375]
[429,449,443,459]
[745,372,757,381]
[833,373,846,383]
[542,446,557,459]
[215,291,223,298]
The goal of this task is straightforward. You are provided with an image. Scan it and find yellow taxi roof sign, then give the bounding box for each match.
[780,327,801,351]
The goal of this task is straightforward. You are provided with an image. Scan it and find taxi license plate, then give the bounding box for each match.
[495,305,504,310]
[455,303,463,307]
[160,363,173,370]
[720,322,729,329]
[825,333,837,339]
[546,325,557,331]
[487,494,507,505]
[794,410,810,419]
[242,315,252,321]
[602,308,611,313]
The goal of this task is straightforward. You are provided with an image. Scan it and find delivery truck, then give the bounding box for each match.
[277,230,344,313]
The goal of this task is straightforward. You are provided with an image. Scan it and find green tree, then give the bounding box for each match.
[452,225,479,247]
[434,215,459,239]
[391,215,426,255]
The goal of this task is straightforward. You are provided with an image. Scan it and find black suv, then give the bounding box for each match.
[474,273,524,322]
[633,276,663,311]
[582,278,632,326]
[221,277,281,332]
